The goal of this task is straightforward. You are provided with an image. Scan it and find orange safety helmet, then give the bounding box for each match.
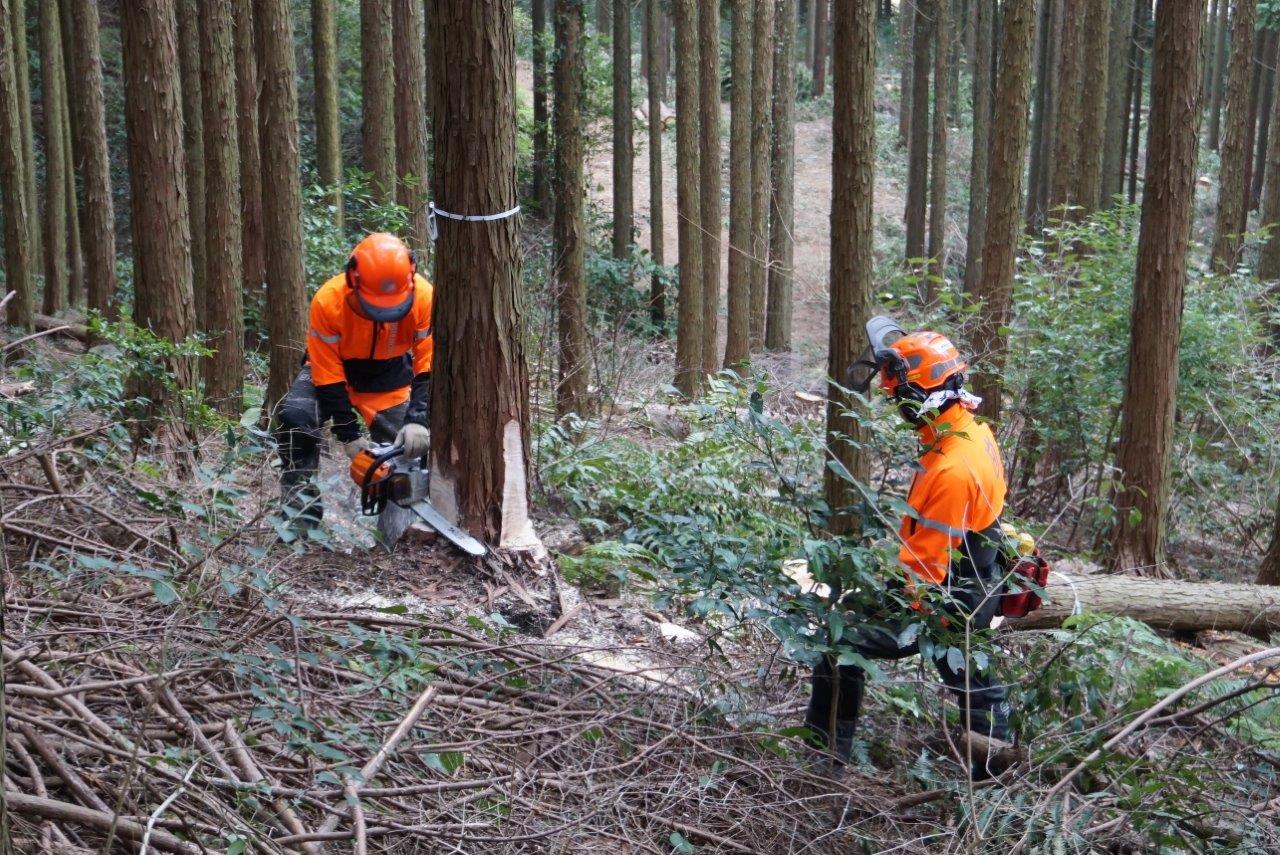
[345,233,417,322]
[878,331,967,398]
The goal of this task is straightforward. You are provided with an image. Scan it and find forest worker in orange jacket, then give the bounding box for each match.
[807,319,1013,773]
[275,233,434,526]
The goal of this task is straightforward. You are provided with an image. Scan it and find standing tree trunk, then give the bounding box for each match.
[970,0,1035,426]
[1259,49,1280,279]
[1209,0,1229,150]
[0,0,33,328]
[429,0,535,548]
[1102,0,1136,206]
[120,0,197,398]
[201,0,244,415]
[234,3,265,298]
[646,0,666,326]
[926,0,951,294]
[597,0,611,41]
[67,0,116,317]
[1203,0,1220,105]
[11,0,39,274]
[1110,0,1204,574]
[1242,26,1267,210]
[1259,489,1280,585]
[614,0,634,258]
[38,0,67,315]
[673,0,704,395]
[806,0,816,68]
[813,0,828,97]
[532,0,550,214]
[313,0,343,229]
[56,0,81,305]
[748,0,774,351]
[898,0,912,147]
[362,0,396,201]
[724,0,753,367]
[1250,31,1277,210]
[1024,0,1054,230]
[1073,0,1110,215]
[256,0,308,413]
[177,0,205,332]
[1211,0,1257,271]
[1047,0,1084,219]
[1126,0,1151,204]
[554,0,588,417]
[766,0,796,351]
[394,0,429,249]
[825,0,875,534]
[904,0,932,264]
[698,0,721,372]
[962,0,993,295]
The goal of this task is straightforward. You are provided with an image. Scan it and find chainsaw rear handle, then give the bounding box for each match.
[350,444,405,516]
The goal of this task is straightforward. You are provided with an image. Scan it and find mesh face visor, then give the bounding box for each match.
[847,316,906,394]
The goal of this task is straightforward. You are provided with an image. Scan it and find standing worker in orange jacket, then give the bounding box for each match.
[807,319,1013,774]
[275,233,434,527]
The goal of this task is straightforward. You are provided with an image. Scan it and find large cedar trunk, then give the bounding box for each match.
[1073,0,1109,214]
[697,0,720,372]
[1208,0,1229,150]
[11,0,39,274]
[824,0,875,535]
[313,0,344,229]
[970,0,1036,426]
[748,0,775,351]
[177,0,206,332]
[553,0,589,417]
[1010,575,1280,639]
[361,0,396,200]
[200,0,244,415]
[646,0,666,326]
[962,0,992,296]
[67,0,116,317]
[532,0,550,214]
[766,0,796,352]
[813,0,827,97]
[925,0,951,294]
[904,0,931,264]
[1047,0,1084,218]
[1101,0,1136,207]
[428,0,535,548]
[38,0,68,315]
[724,0,753,368]
[673,0,704,396]
[256,0,308,414]
[0,0,33,329]
[1211,0,1256,271]
[120,0,198,397]
[1110,0,1204,574]
[614,0,635,259]
[394,0,429,250]
[1259,491,1280,585]
[234,4,265,299]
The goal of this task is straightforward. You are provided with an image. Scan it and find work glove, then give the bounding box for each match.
[394,422,430,459]
[343,436,370,460]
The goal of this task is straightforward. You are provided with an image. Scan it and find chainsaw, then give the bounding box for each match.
[349,443,487,557]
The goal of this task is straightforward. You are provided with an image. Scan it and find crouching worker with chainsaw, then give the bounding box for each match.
[275,233,432,532]
[806,318,1014,776]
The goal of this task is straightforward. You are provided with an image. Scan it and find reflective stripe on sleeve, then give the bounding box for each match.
[309,328,341,344]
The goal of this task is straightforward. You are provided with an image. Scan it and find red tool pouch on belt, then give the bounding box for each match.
[1000,553,1051,619]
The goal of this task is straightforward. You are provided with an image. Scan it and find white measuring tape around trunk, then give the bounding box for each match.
[427,201,522,241]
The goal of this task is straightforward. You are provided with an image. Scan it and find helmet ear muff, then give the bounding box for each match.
[345,255,359,290]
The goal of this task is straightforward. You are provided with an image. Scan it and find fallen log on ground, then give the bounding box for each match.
[32,313,90,342]
[1009,574,1280,639]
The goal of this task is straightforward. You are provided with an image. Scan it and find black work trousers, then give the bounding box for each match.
[805,569,1013,741]
[274,366,408,520]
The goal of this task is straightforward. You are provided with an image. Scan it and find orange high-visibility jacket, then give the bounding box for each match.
[897,407,1006,584]
[307,273,434,426]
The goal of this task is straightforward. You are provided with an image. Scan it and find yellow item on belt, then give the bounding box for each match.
[1000,523,1037,556]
